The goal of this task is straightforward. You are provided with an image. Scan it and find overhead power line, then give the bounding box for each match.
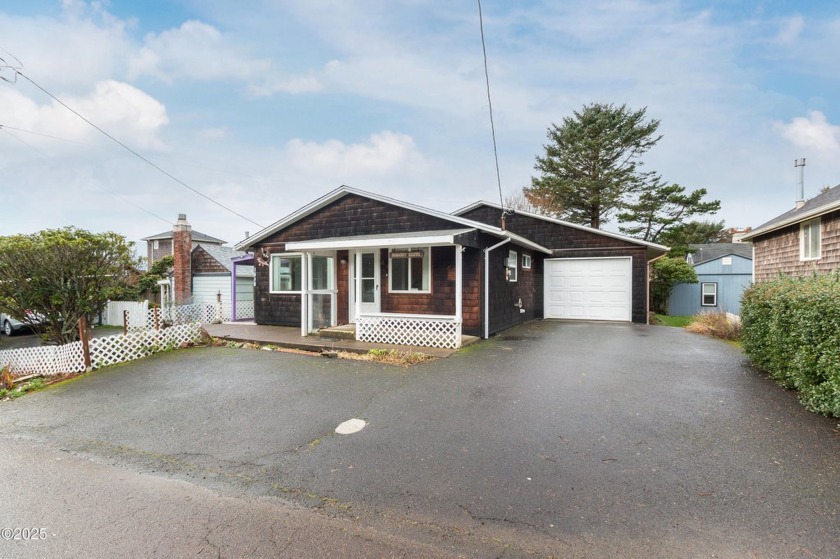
[477,0,505,211]
[0,56,264,229]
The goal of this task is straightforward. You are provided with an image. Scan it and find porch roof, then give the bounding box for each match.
[285,229,475,251]
[285,228,552,254]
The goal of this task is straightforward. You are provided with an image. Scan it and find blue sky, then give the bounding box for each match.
[1,0,839,253]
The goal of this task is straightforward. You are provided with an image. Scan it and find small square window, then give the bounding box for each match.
[522,254,532,269]
[721,256,732,266]
[507,250,518,282]
[701,282,717,306]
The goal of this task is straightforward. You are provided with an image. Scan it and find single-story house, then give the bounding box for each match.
[668,243,753,316]
[741,184,840,281]
[235,187,668,348]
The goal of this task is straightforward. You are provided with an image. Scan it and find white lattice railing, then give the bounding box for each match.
[126,303,218,331]
[0,322,202,377]
[234,300,255,320]
[356,313,462,349]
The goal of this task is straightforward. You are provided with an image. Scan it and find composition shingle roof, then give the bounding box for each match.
[687,243,752,265]
[193,243,254,277]
[142,229,226,244]
[743,184,840,240]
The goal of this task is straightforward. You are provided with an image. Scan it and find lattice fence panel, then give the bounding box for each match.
[0,323,202,377]
[235,300,255,320]
[0,342,86,377]
[356,315,462,349]
[89,322,202,369]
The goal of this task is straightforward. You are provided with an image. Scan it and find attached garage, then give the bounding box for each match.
[544,257,632,321]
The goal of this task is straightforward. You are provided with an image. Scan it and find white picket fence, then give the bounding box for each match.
[0,322,203,378]
[103,300,149,328]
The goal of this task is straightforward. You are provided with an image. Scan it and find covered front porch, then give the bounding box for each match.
[280,230,474,349]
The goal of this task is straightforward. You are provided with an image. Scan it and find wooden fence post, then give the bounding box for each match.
[78,316,92,371]
[154,307,160,330]
[123,310,129,336]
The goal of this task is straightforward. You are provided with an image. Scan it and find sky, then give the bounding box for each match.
[2,0,839,258]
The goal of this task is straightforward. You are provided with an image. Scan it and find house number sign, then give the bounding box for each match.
[389,250,424,259]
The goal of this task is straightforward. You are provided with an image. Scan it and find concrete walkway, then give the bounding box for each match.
[202,322,478,358]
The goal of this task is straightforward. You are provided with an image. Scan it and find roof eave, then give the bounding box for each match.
[741,200,840,241]
[454,200,670,253]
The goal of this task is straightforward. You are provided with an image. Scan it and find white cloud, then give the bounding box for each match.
[775,14,805,44]
[129,20,322,94]
[776,111,840,158]
[285,131,427,178]
[1,80,169,151]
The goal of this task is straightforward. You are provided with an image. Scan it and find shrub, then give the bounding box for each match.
[686,311,741,340]
[741,273,840,417]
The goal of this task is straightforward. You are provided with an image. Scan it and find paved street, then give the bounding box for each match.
[1,321,838,558]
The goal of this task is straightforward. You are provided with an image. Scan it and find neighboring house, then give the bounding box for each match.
[146,215,254,320]
[668,243,753,316]
[191,243,255,320]
[234,186,668,348]
[142,216,226,266]
[741,184,840,282]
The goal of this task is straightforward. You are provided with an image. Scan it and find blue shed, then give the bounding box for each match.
[668,243,753,316]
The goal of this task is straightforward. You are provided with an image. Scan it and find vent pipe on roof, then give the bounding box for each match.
[795,158,806,209]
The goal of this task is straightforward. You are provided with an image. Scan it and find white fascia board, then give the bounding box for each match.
[741,201,840,241]
[287,233,462,251]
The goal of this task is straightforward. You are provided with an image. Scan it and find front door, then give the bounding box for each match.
[349,250,380,321]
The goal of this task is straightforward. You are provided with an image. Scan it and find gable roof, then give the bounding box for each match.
[142,229,226,244]
[452,200,669,253]
[234,186,552,254]
[687,243,752,265]
[192,243,254,277]
[741,184,840,241]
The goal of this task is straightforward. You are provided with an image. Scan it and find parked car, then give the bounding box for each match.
[0,312,44,336]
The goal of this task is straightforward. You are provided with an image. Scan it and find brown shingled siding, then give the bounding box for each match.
[461,206,650,323]
[753,210,840,282]
[191,246,227,274]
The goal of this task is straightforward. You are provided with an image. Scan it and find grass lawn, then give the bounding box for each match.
[653,314,692,328]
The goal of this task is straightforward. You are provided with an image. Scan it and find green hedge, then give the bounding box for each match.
[741,273,840,417]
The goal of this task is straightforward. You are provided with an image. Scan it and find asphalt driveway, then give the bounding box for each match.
[1,321,838,558]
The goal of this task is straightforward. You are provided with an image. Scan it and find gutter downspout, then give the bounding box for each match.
[483,237,511,339]
[647,253,669,323]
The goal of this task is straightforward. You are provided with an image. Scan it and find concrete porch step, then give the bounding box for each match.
[319,324,356,340]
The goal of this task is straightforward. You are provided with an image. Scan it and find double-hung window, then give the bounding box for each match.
[701,282,717,307]
[800,218,821,260]
[507,250,518,282]
[389,248,430,292]
[270,254,302,293]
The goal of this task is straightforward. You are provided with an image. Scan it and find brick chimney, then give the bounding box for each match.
[173,213,192,305]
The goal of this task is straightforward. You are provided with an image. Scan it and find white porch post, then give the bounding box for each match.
[455,245,463,322]
[354,251,362,322]
[300,252,309,336]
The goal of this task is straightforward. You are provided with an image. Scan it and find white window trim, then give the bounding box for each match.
[522,254,532,270]
[388,247,432,294]
[800,218,821,261]
[269,252,303,294]
[701,282,717,307]
[507,250,518,282]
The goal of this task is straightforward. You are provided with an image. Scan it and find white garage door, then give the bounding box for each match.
[544,257,632,321]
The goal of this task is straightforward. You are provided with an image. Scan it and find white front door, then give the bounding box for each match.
[350,250,380,321]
